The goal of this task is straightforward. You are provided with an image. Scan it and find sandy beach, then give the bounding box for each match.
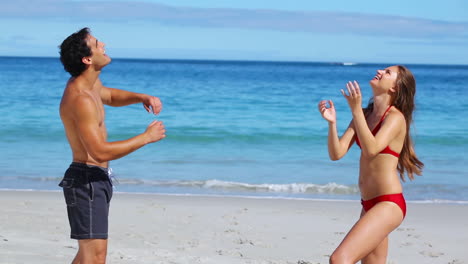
[0,190,466,264]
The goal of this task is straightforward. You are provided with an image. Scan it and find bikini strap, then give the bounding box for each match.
[379,105,393,123]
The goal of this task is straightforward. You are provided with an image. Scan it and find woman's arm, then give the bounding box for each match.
[343,81,403,157]
[328,122,356,160]
[318,100,355,160]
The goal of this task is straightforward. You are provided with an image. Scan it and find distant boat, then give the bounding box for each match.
[342,62,357,66]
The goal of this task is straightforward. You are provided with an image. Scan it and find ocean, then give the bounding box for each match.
[0,56,467,202]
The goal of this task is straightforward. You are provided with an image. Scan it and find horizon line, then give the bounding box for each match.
[0,55,467,67]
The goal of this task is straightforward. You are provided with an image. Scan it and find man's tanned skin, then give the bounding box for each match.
[59,28,165,264]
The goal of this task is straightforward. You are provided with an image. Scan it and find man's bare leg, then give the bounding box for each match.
[71,246,81,264]
[72,239,108,264]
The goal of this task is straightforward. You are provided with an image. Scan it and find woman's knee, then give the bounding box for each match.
[329,250,353,264]
[362,250,387,264]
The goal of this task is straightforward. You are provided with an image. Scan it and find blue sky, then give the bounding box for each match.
[0,0,467,64]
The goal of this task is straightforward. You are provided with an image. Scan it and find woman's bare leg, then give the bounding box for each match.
[329,202,403,264]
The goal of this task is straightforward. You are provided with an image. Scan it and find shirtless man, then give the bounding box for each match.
[58,28,166,264]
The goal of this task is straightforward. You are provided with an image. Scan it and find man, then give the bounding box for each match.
[58,28,166,263]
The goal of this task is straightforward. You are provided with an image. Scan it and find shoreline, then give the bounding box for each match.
[1,190,467,263]
[1,188,468,205]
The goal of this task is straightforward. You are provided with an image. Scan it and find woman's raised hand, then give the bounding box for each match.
[318,100,336,123]
[341,81,362,111]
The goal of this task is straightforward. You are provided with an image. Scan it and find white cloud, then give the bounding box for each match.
[1,0,467,39]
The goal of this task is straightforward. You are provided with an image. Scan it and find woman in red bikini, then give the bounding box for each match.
[318,65,424,263]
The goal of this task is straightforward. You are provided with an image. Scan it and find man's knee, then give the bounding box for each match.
[81,251,106,264]
[78,239,108,264]
[93,251,107,264]
[90,247,107,264]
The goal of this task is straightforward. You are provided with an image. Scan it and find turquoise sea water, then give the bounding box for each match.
[0,56,467,201]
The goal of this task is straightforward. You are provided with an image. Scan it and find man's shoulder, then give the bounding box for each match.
[65,76,87,90]
[63,83,96,109]
[61,94,99,123]
[64,76,93,95]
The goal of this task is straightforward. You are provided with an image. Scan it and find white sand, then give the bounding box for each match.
[0,190,466,263]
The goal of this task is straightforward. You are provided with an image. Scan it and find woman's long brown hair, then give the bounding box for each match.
[364,65,424,181]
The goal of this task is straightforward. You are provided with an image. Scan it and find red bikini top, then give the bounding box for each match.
[355,106,400,158]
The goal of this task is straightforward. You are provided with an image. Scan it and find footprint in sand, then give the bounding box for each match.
[236,208,249,214]
[224,228,240,235]
[400,241,412,247]
[222,214,239,225]
[406,233,421,239]
[236,238,255,245]
[187,239,199,248]
[297,260,314,264]
[419,250,445,258]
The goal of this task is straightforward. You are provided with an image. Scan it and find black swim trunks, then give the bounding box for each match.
[59,162,113,240]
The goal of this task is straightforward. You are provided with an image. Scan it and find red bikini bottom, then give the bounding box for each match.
[361,193,406,218]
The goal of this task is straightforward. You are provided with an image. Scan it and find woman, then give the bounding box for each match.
[318,65,423,263]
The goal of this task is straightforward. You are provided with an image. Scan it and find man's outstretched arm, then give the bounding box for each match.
[97,79,162,114]
[73,94,165,163]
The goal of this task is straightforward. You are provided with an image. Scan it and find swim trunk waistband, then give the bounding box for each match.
[69,162,118,186]
[70,162,109,174]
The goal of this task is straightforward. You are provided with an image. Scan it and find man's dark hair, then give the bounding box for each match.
[59,28,92,77]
